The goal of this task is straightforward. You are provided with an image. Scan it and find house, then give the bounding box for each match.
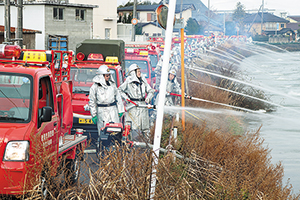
[0,1,97,50]
[286,16,300,23]
[243,12,289,36]
[0,25,41,49]
[138,20,186,37]
[286,16,300,37]
[160,0,223,32]
[117,4,195,26]
[69,0,118,40]
[117,3,195,38]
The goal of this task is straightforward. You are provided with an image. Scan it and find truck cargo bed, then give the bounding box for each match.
[59,135,87,154]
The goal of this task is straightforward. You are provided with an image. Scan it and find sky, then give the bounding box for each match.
[117,0,299,16]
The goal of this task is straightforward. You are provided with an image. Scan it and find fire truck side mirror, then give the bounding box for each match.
[40,106,52,122]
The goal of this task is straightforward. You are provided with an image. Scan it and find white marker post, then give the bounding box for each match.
[149,0,177,199]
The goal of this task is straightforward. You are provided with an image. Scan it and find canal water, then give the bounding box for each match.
[239,47,300,192]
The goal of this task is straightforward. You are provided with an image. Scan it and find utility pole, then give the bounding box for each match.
[207,0,210,33]
[223,12,226,35]
[150,0,177,198]
[4,0,11,43]
[131,0,137,41]
[16,0,23,47]
[261,0,264,34]
[180,0,185,130]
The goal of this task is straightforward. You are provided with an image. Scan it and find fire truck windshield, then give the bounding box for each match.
[125,60,149,78]
[70,67,117,93]
[0,74,32,123]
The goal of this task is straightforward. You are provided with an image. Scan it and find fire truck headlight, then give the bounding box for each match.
[3,141,30,161]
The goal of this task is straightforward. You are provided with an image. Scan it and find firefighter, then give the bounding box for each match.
[118,64,155,141]
[150,69,182,126]
[164,69,181,106]
[154,56,173,90]
[154,56,164,90]
[89,65,125,132]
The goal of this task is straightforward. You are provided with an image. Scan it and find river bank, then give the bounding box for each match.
[256,42,300,52]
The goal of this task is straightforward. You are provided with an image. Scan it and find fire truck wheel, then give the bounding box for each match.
[65,149,81,186]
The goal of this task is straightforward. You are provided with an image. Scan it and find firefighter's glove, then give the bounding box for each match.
[92,116,98,124]
[119,113,124,118]
[147,104,155,109]
[185,95,192,99]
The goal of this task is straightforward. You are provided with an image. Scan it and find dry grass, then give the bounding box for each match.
[18,118,298,200]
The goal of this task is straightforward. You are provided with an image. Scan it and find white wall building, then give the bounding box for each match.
[0,1,96,50]
[70,0,118,39]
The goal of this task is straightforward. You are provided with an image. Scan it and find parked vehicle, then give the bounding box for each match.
[125,49,155,87]
[76,39,125,71]
[0,44,87,197]
[71,39,125,151]
[125,43,160,82]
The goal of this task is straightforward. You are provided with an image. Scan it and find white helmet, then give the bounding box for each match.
[97,65,114,75]
[128,64,140,74]
[169,69,176,76]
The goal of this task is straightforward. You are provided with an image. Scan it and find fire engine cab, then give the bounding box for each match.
[125,48,155,87]
[125,43,160,72]
[0,44,86,197]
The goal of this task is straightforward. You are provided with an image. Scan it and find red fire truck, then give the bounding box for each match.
[70,52,124,150]
[147,45,160,72]
[125,43,160,72]
[0,44,86,197]
[125,48,155,87]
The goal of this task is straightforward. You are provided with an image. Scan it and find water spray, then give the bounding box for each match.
[182,78,300,115]
[166,92,262,114]
[186,66,300,104]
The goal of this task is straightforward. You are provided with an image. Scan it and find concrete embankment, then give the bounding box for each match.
[258,42,300,51]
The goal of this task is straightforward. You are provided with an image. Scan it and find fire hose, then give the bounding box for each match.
[154,89,192,100]
[166,92,192,99]
[126,99,156,110]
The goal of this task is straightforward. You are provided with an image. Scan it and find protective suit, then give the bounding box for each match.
[154,56,163,90]
[89,65,124,133]
[154,57,173,90]
[118,64,155,140]
[155,69,181,106]
[150,69,181,126]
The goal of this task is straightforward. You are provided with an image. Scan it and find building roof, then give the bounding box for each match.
[0,25,42,34]
[244,12,289,23]
[287,16,300,22]
[117,4,195,14]
[286,23,300,30]
[175,0,223,27]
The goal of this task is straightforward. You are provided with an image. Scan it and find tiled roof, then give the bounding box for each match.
[286,23,300,30]
[244,12,289,23]
[287,16,300,22]
[0,25,42,33]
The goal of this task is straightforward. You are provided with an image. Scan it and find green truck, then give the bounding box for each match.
[76,39,125,71]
